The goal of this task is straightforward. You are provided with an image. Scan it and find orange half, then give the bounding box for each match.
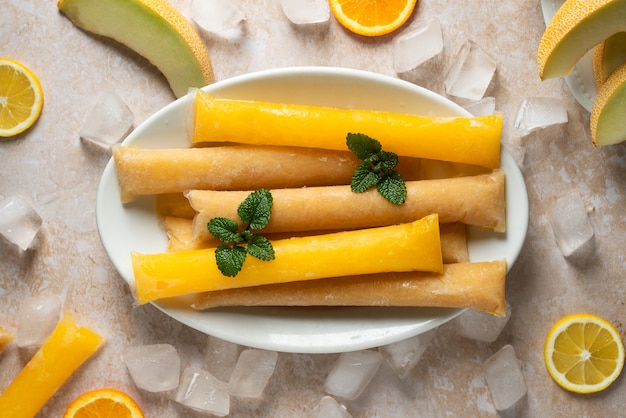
[329,0,418,37]
[63,388,144,418]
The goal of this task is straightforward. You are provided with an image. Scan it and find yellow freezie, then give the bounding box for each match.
[133,214,443,304]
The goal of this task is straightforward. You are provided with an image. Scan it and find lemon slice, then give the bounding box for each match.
[0,58,43,137]
[544,313,625,394]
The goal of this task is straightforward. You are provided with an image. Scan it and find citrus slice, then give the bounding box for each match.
[63,388,144,418]
[590,62,626,146]
[0,58,43,137]
[329,0,417,37]
[537,0,626,80]
[544,313,625,394]
[593,32,626,87]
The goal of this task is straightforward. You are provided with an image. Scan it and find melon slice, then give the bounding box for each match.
[58,0,213,97]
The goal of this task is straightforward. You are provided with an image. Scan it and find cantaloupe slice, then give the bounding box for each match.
[132,214,443,304]
[592,32,626,87]
[590,63,626,145]
[0,311,104,418]
[58,0,213,97]
[192,91,502,168]
[537,0,626,80]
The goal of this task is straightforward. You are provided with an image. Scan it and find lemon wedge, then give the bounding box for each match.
[544,313,625,394]
[0,58,43,137]
[58,0,213,98]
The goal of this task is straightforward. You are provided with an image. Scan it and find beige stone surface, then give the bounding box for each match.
[2,0,626,416]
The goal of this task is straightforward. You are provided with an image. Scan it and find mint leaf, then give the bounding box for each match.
[246,235,275,261]
[238,189,273,230]
[346,133,407,205]
[208,217,242,243]
[378,150,399,172]
[351,161,380,193]
[346,133,381,160]
[215,244,247,277]
[377,171,407,205]
[208,190,276,277]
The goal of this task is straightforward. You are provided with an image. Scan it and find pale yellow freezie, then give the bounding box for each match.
[193,261,507,315]
[0,311,104,418]
[188,170,506,244]
[192,91,502,168]
[132,214,443,304]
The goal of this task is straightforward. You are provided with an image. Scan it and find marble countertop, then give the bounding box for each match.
[2,0,626,416]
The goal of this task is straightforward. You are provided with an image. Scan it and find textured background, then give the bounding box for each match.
[2,0,625,416]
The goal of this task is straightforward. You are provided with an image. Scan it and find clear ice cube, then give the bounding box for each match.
[463,96,496,116]
[454,302,511,343]
[228,349,278,398]
[324,350,383,400]
[123,344,181,392]
[174,367,230,416]
[0,195,42,251]
[190,0,245,37]
[393,17,443,74]
[205,335,240,382]
[15,294,62,348]
[379,328,437,379]
[444,40,496,101]
[280,0,330,25]
[484,345,527,412]
[315,396,353,418]
[79,90,133,149]
[513,97,568,137]
[549,191,594,257]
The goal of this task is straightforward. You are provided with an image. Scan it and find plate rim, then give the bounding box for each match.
[96,66,528,353]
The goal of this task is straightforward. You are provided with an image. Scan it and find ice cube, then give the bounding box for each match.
[484,345,527,412]
[378,328,436,379]
[513,97,568,137]
[228,349,278,398]
[123,344,181,392]
[454,302,511,343]
[444,40,496,101]
[315,396,353,418]
[0,195,42,251]
[174,367,230,416]
[280,0,330,25]
[190,0,245,37]
[15,294,62,348]
[79,90,133,149]
[324,350,383,400]
[205,335,240,382]
[393,18,443,74]
[463,96,496,116]
[549,191,594,257]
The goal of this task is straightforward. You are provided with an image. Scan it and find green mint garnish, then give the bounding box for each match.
[207,189,275,277]
[346,133,407,205]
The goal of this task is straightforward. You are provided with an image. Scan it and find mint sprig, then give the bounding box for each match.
[208,189,275,277]
[346,133,407,205]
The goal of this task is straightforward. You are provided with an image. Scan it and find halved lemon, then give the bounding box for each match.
[329,0,417,37]
[544,313,624,394]
[63,388,144,418]
[0,58,43,137]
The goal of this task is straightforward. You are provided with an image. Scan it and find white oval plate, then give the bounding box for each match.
[96,67,528,354]
[541,0,597,112]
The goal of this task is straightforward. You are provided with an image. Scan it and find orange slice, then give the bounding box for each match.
[544,313,625,394]
[63,388,144,418]
[0,58,43,137]
[329,0,417,37]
